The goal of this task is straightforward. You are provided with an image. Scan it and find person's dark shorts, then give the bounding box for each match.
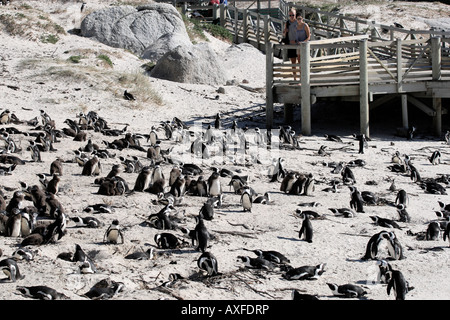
[287,48,297,58]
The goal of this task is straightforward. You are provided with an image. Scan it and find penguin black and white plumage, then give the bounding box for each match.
[207,170,221,197]
[376,259,393,284]
[154,233,179,249]
[133,166,152,192]
[103,219,124,244]
[195,176,208,197]
[84,278,124,300]
[194,216,210,252]
[20,211,36,237]
[197,251,219,277]
[0,258,24,282]
[396,204,411,223]
[44,209,67,244]
[361,191,378,205]
[328,207,356,218]
[349,186,364,213]
[17,285,68,300]
[199,201,214,221]
[369,216,402,229]
[250,249,290,265]
[342,166,356,184]
[12,248,35,261]
[292,289,319,300]
[82,155,101,176]
[125,248,154,260]
[73,244,97,274]
[362,231,394,260]
[6,208,22,237]
[443,223,450,247]
[253,192,271,204]
[395,189,409,207]
[240,189,252,212]
[282,263,326,280]
[268,157,286,182]
[6,190,24,214]
[124,90,135,101]
[147,126,158,146]
[324,134,342,143]
[327,283,367,298]
[386,233,405,260]
[237,256,276,271]
[169,165,182,187]
[0,109,11,124]
[46,174,60,195]
[71,216,102,228]
[386,270,414,300]
[280,172,297,193]
[429,150,441,165]
[298,213,313,243]
[426,221,441,240]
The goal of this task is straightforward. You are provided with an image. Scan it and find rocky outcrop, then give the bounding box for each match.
[149,43,227,85]
[80,3,191,58]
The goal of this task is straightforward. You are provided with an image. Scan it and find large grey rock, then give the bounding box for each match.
[80,3,191,57]
[150,43,227,85]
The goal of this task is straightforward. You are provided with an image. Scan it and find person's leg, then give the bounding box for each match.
[290,56,297,81]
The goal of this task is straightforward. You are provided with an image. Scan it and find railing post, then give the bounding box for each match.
[243,9,248,43]
[359,39,370,138]
[431,36,442,136]
[266,42,274,130]
[396,38,409,129]
[233,7,238,43]
[263,15,269,52]
[300,41,311,135]
[219,4,225,28]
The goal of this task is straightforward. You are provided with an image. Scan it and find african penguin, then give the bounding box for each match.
[327,283,367,298]
[386,270,414,300]
[16,285,68,300]
[298,213,313,243]
[197,251,219,277]
[103,220,124,244]
[0,258,24,282]
[282,263,326,280]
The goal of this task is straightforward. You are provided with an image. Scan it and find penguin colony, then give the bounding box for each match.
[0,108,449,300]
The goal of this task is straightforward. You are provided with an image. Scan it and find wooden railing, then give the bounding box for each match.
[265,37,450,135]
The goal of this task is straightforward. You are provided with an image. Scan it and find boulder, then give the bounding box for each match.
[149,43,227,85]
[80,3,191,57]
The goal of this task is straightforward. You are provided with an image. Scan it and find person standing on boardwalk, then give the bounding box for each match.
[295,13,310,80]
[283,8,299,81]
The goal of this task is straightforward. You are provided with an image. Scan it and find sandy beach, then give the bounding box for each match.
[0,0,449,302]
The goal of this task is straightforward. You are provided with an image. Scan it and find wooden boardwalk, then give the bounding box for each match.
[176,0,450,136]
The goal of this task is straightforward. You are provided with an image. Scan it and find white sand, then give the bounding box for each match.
[0,0,449,301]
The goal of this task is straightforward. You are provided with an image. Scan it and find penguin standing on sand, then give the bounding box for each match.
[194,216,210,252]
[395,189,409,207]
[103,220,124,244]
[443,223,450,246]
[207,169,221,197]
[376,260,393,284]
[240,189,252,212]
[6,209,22,237]
[426,221,441,240]
[199,201,214,221]
[349,186,364,213]
[386,270,414,300]
[298,213,313,243]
